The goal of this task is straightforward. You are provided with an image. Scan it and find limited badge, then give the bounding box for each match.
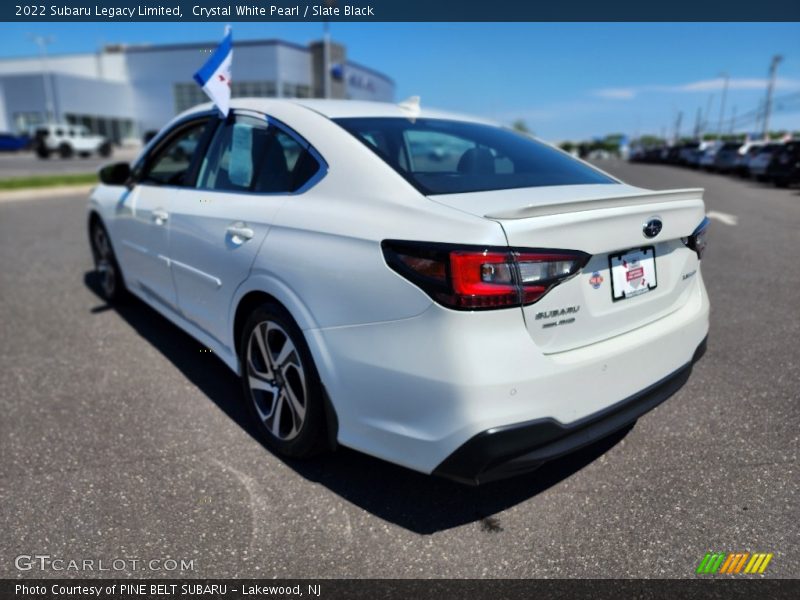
[589,271,604,289]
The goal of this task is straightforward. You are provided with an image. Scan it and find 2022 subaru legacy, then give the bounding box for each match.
[88,98,709,484]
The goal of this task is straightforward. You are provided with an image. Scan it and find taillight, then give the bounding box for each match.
[683,217,710,259]
[382,241,589,311]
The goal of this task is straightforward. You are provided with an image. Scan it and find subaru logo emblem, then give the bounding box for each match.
[643,218,663,239]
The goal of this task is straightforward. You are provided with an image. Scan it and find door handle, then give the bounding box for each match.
[152,209,169,225]
[226,223,254,244]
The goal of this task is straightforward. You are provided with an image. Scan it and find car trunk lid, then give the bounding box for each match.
[430,183,706,353]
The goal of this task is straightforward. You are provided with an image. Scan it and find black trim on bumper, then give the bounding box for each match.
[433,336,708,485]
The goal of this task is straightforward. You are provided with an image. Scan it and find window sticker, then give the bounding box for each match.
[228,123,253,187]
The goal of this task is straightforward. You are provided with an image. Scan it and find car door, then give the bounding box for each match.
[114,117,212,311]
[168,111,323,348]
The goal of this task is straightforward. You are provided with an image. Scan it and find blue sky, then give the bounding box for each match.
[2,22,799,140]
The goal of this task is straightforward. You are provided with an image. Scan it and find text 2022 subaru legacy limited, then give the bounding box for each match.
[88,99,709,484]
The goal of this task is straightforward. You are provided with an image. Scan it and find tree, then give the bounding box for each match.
[637,135,665,147]
[512,119,531,135]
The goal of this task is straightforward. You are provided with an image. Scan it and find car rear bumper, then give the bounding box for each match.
[310,271,709,477]
[433,336,707,485]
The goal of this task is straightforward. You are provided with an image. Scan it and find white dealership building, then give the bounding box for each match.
[0,38,394,142]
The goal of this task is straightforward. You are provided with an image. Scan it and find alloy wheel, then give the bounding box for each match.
[92,226,116,298]
[246,320,308,441]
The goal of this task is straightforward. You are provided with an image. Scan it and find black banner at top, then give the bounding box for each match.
[3,0,800,22]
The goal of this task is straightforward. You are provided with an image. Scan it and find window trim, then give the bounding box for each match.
[133,109,328,195]
[212,108,327,196]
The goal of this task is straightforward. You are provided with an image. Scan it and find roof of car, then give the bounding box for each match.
[182,98,500,127]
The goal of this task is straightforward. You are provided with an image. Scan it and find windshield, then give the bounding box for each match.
[333,117,615,195]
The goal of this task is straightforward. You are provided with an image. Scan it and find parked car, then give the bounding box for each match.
[749,143,783,182]
[663,145,683,164]
[642,146,666,163]
[87,98,709,484]
[767,141,800,187]
[712,142,743,173]
[34,123,112,159]
[699,142,722,171]
[0,132,31,152]
[678,142,701,166]
[733,141,766,177]
[686,141,717,169]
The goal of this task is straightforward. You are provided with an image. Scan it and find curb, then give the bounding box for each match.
[0,184,94,204]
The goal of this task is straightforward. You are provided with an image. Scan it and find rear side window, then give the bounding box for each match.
[334,117,614,195]
[197,114,321,194]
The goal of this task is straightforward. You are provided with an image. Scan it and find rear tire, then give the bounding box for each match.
[239,303,326,458]
[98,142,112,158]
[58,143,73,159]
[89,221,126,303]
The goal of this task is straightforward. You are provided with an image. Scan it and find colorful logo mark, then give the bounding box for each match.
[589,271,604,289]
[696,552,773,574]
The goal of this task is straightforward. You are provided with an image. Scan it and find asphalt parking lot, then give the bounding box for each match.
[0,148,139,178]
[0,162,797,579]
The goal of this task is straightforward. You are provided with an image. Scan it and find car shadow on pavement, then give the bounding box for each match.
[85,271,633,535]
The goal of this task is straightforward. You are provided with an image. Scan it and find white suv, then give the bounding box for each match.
[35,123,112,159]
[88,99,710,484]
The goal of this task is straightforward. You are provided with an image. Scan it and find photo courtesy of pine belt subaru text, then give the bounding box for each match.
[88,98,710,485]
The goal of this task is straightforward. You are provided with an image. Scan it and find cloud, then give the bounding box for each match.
[593,77,800,100]
[593,88,636,100]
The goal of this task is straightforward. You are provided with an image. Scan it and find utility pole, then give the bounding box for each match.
[729,105,737,135]
[702,94,714,138]
[693,107,702,139]
[755,100,764,134]
[762,55,783,140]
[717,72,729,140]
[30,34,56,123]
[673,110,683,144]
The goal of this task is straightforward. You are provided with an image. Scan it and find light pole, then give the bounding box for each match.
[716,72,729,140]
[29,34,56,124]
[762,55,783,140]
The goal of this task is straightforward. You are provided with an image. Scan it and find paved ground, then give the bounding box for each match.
[0,163,797,579]
[0,148,139,178]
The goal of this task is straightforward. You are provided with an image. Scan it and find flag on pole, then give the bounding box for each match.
[193,28,233,117]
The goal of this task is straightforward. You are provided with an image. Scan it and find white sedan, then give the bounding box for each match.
[88,98,710,484]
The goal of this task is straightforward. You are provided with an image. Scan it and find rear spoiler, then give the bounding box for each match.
[485,188,704,220]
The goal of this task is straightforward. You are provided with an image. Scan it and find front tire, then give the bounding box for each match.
[240,303,326,458]
[58,143,73,159]
[90,221,126,302]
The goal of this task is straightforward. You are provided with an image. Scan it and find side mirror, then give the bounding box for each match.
[98,162,131,186]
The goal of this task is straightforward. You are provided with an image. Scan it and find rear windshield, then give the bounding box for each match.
[333,117,615,195]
